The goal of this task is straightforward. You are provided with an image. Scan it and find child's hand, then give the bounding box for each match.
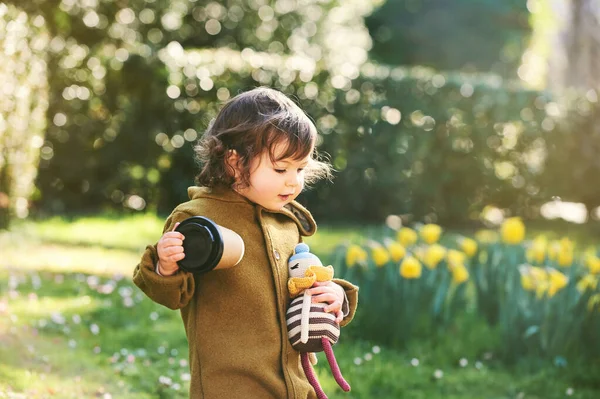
[306,281,345,323]
[156,222,185,276]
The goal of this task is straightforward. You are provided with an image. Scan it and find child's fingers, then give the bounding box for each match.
[161,237,184,247]
[163,231,185,241]
[305,286,333,296]
[172,222,181,231]
[162,245,184,257]
[168,252,185,262]
[335,310,343,324]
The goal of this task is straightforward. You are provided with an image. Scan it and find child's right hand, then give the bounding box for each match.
[156,222,185,276]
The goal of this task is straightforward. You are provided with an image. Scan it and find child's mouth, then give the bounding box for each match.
[278,194,291,201]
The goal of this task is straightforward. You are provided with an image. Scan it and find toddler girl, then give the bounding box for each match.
[133,87,358,399]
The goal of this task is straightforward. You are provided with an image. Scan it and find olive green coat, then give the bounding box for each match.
[133,186,359,399]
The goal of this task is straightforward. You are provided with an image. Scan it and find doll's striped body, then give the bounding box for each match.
[286,295,340,352]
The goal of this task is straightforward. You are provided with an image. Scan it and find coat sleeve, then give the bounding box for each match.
[132,211,196,310]
[332,278,359,328]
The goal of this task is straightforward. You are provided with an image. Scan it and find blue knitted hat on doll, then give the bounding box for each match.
[289,243,322,265]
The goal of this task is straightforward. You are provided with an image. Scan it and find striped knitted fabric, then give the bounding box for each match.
[286,295,340,352]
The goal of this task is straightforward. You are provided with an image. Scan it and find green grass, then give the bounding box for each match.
[2,213,600,398]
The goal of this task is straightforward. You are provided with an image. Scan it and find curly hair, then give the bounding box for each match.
[194,87,331,189]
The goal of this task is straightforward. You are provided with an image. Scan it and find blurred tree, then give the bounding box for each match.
[538,0,600,219]
[365,0,531,78]
[548,0,600,91]
[0,4,49,229]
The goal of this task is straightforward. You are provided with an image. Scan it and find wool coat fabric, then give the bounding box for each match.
[133,186,359,399]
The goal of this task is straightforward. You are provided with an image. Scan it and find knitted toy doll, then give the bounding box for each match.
[286,243,351,399]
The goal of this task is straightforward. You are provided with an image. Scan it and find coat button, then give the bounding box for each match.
[273,250,280,260]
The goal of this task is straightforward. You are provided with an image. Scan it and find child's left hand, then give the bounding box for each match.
[306,281,345,323]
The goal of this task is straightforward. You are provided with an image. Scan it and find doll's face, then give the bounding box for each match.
[288,255,321,278]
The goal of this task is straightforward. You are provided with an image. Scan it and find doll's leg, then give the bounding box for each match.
[321,337,351,392]
[301,352,328,399]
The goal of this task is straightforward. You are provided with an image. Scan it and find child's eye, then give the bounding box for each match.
[275,169,286,174]
[297,168,304,172]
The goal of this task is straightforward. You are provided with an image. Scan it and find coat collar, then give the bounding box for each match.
[187,186,316,237]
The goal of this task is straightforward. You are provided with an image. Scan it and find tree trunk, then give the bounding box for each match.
[549,0,600,91]
[0,151,12,230]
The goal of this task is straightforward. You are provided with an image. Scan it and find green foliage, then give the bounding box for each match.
[302,67,549,223]
[365,0,531,77]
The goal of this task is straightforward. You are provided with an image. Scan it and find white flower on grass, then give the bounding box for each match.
[157,346,166,354]
[459,358,468,367]
[31,274,42,290]
[475,361,483,370]
[51,312,65,325]
[158,376,173,386]
[353,357,362,366]
[172,383,181,390]
[72,314,81,324]
[179,359,188,367]
[123,297,134,308]
[364,353,373,361]
[87,275,99,288]
[94,346,101,354]
[68,339,77,348]
[433,369,443,379]
[180,373,191,381]
[566,388,574,396]
[90,323,100,335]
[410,358,419,367]
[372,346,381,354]
[150,312,159,321]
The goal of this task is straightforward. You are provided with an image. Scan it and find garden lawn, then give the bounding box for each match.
[1,214,599,398]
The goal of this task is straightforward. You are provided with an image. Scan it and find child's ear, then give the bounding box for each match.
[225,149,240,179]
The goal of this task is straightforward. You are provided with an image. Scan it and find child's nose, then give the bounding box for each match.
[286,172,301,187]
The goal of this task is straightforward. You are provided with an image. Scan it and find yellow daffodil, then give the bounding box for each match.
[371,244,391,267]
[577,274,599,293]
[588,294,600,312]
[447,249,466,267]
[400,256,422,279]
[501,217,525,244]
[548,241,561,261]
[557,249,574,267]
[529,266,548,282]
[397,227,418,247]
[521,273,536,291]
[450,263,469,284]
[385,239,406,262]
[423,244,446,269]
[420,224,442,244]
[474,229,498,244]
[526,236,547,264]
[519,265,535,291]
[519,265,549,297]
[459,237,478,257]
[585,254,600,274]
[559,237,574,251]
[547,268,568,297]
[345,245,367,268]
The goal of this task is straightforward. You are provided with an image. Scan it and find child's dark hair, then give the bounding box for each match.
[195,87,331,189]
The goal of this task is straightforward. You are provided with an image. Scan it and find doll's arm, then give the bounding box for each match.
[132,212,196,310]
[331,278,359,327]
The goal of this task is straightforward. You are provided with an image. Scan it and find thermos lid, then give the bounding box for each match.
[175,216,224,274]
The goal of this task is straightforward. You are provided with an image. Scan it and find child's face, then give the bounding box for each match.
[236,141,311,211]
